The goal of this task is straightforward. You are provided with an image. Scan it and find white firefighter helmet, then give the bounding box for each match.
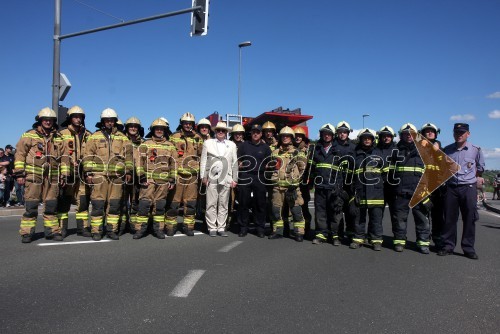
[399,123,418,134]
[420,123,440,135]
[36,107,57,120]
[378,125,396,137]
[357,128,377,140]
[100,108,118,119]
[336,121,352,132]
[197,118,211,127]
[319,123,335,134]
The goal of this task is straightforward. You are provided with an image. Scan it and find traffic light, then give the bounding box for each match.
[190,0,209,36]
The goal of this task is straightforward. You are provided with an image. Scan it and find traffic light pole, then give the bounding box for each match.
[51,0,203,115]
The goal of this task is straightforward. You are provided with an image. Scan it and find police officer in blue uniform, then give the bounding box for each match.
[439,123,485,259]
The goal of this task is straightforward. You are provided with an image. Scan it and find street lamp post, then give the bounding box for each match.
[238,41,252,115]
[362,114,370,128]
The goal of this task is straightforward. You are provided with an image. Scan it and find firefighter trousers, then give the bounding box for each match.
[89,176,123,234]
[20,178,60,236]
[136,183,170,234]
[271,187,305,236]
[165,175,198,231]
[314,188,343,241]
[353,206,383,244]
[57,179,91,234]
[390,196,430,247]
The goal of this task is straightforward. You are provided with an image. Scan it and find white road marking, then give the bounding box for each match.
[37,240,113,246]
[170,231,205,237]
[169,270,206,298]
[217,241,243,252]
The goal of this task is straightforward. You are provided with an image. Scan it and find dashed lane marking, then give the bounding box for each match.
[169,270,206,298]
[217,241,243,252]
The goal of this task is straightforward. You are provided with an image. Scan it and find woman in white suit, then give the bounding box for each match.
[200,122,238,236]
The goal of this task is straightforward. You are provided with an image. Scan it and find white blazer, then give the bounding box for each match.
[200,139,238,185]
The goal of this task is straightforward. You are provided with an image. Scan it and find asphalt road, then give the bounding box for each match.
[0,205,499,333]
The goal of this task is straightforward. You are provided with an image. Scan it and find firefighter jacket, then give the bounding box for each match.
[14,125,63,182]
[136,136,177,185]
[353,145,385,207]
[389,140,425,197]
[332,138,356,182]
[169,130,202,177]
[83,127,133,178]
[376,141,397,184]
[59,125,92,180]
[271,143,307,189]
[127,134,144,178]
[310,141,344,191]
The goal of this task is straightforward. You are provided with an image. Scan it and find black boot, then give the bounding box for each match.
[133,224,147,239]
[295,234,304,242]
[76,220,91,237]
[166,226,176,237]
[21,234,32,243]
[153,222,166,239]
[107,232,119,240]
[92,233,102,241]
[53,233,64,241]
[60,218,68,238]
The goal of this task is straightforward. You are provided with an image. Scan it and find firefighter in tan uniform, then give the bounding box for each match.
[83,108,133,241]
[134,118,177,239]
[262,121,278,150]
[165,112,203,236]
[269,126,308,241]
[196,118,213,141]
[293,126,313,237]
[58,106,93,238]
[263,121,278,226]
[15,108,63,243]
[119,117,145,235]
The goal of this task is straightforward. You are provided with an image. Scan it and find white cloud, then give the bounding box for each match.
[349,129,361,140]
[450,114,475,121]
[483,148,500,158]
[486,91,500,99]
[488,110,500,119]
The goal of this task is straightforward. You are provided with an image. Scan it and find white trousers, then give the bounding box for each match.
[205,182,230,231]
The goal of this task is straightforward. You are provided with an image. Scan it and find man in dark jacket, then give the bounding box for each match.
[237,124,272,237]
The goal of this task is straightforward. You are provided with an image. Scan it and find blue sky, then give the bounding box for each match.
[1,0,499,168]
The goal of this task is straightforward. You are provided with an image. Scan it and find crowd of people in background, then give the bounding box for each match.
[9,106,488,259]
[0,145,24,207]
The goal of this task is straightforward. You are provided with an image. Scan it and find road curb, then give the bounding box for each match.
[483,200,500,214]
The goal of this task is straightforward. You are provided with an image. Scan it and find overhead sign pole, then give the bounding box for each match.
[51,0,205,120]
[52,0,61,117]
